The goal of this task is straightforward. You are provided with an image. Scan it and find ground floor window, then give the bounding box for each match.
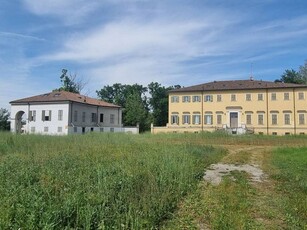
[246,114,252,125]
[258,114,264,125]
[204,114,213,125]
[182,114,191,124]
[74,127,78,132]
[217,114,222,125]
[299,113,305,125]
[57,127,62,133]
[271,114,278,125]
[284,114,291,125]
[44,127,49,132]
[171,115,179,125]
[192,114,201,124]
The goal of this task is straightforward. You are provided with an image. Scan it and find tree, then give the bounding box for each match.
[276,69,304,84]
[0,108,10,131]
[299,60,307,83]
[124,92,149,132]
[55,69,87,94]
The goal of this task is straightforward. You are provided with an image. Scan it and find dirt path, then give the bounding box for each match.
[200,145,286,229]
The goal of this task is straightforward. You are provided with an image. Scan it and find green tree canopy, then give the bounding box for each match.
[0,108,10,131]
[55,69,86,94]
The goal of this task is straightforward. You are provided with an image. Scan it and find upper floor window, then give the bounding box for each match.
[192,96,201,102]
[258,94,263,101]
[58,110,63,121]
[246,94,251,101]
[217,94,222,102]
[100,113,104,122]
[182,96,191,103]
[74,110,78,122]
[231,94,236,101]
[82,112,86,122]
[91,113,97,122]
[271,93,276,101]
[29,110,36,122]
[204,95,213,102]
[110,114,115,124]
[284,92,290,100]
[171,96,179,103]
[42,110,51,121]
[298,92,304,100]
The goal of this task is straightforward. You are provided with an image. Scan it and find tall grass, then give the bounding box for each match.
[0,132,225,229]
[271,147,307,228]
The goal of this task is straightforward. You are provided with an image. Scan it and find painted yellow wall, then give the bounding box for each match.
[152,87,307,135]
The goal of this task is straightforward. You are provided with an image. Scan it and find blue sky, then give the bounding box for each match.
[1,0,307,109]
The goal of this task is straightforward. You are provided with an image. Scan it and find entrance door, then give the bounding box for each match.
[230,112,238,128]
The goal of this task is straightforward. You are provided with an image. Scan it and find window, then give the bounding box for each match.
[298,92,304,100]
[217,114,222,125]
[182,96,191,103]
[246,94,251,101]
[42,110,51,121]
[231,94,236,101]
[272,114,278,125]
[284,114,290,125]
[258,94,263,101]
[110,114,115,124]
[44,127,49,132]
[58,110,63,121]
[82,112,86,122]
[284,92,289,100]
[91,113,97,122]
[192,96,201,102]
[299,114,305,125]
[205,95,213,102]
[57,127,62,133]
[246,114,252,125]
[100,128,104,132]
[29,110,36,122]
[204,114,213,125]
[91,127,94,132]
[192,114,201,124]
[171,96,179,103]
[74,110,78,122]
[74,127,78,133]
[217,95,222,102]
[100,113,104,122]
[30,127,35,133]
[110,128,114,132]
[271,93,276,101]
[171,115,179,124]
[258,114,264,125]
[272,132,277,135]
[182,114,191,124]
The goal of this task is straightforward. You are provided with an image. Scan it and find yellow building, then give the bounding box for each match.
[151,79,307,135]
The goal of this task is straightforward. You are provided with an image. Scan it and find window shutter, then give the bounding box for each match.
[29,111,32,121]
[49,111,52,121]
[42,110,45,121]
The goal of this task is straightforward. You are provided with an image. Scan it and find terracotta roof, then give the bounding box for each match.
[170,80,307,92]
[10,91,120,108]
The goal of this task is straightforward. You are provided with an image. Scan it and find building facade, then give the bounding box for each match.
[152,80,307,135]
[10,91,138,135]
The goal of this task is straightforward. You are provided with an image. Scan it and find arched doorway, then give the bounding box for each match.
[15,111,26,133]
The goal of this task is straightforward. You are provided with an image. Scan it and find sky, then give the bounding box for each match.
[1,0,307,110]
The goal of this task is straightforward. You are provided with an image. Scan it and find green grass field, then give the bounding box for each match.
[0,132,306,229]
[0,132,225,229]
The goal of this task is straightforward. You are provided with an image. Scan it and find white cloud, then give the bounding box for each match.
[22,0,101,24]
